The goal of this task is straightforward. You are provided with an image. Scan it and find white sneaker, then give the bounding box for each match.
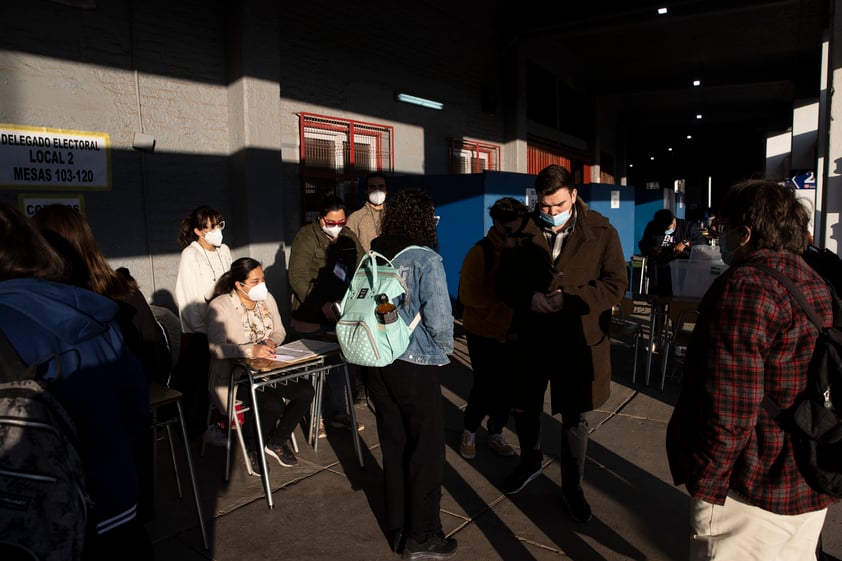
[204,425,228,447]
[460,430,476,459]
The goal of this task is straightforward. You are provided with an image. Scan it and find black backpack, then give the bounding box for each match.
[454,237,494,320]
[0,330,90,560]
[803,245,842,296]
[747,263,842,497]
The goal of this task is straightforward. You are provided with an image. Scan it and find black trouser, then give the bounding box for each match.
[464,331,511,434]
[510,339,590,490]
[242,378,315,447]
[513,400,589,490]
[366,361,445,542]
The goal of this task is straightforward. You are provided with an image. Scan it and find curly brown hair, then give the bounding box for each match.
[379,188,438,250]
[719,179,809,254]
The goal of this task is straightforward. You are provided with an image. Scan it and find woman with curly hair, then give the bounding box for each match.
[368,188,457,560]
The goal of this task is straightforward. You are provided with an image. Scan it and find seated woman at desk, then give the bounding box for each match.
[207,257,314,468]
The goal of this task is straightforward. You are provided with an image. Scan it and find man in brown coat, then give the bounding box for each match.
[497,164,627,523]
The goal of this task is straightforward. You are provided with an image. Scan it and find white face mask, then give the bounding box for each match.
[241,281,268,302]
[368,190,386,206]
[322,225,343,238]
[204,228,223,247]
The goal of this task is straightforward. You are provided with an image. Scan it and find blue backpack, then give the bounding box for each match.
[336,247,427,367]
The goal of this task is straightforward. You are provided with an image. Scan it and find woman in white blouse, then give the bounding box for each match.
[207,257,314,468]
[174,205,233,442]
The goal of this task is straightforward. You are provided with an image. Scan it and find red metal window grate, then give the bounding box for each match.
[449,138,501,174]
[299,113,394,224]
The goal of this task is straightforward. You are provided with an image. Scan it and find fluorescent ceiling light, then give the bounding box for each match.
[696,114,703,119]
[395,92,443,110]
[693,79,701,86]
[658,7,668,14]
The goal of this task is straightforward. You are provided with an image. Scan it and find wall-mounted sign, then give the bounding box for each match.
[19,194,85,217]
[0,124,111,190]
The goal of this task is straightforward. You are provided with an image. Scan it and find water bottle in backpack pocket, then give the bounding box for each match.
[335,248,427,367]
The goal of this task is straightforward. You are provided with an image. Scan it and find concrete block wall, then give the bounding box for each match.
[0,0,518,313]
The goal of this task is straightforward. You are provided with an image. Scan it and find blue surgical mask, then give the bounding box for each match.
[539,208,571,228]
[664,228,675,235]
[719,237,737,265]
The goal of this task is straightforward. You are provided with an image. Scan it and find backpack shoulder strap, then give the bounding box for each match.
[388,245,432,331]
[477,237,495,275]
[0,328,37,384]
[742,262,827,419]
[742,263,823,328]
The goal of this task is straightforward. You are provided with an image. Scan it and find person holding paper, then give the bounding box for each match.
[207,257,314,469]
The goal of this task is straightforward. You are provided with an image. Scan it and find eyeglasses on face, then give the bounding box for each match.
[207,220,225,231]
[323,219,347,227]
[709,219,730,238]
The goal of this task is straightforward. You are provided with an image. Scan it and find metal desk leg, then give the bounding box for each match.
[248,371,273,509]
[225,368,237,481]
[644,305,657,386]
[311,370,325,451]
[342,363,364,468]
[175,399,209,549]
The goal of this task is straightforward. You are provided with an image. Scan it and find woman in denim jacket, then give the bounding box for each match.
[368,188,457,560]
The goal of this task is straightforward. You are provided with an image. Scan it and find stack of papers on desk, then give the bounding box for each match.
[271,338,340,363]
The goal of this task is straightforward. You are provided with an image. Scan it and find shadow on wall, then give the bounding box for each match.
[263,243,292,328]
[151,289,178,315]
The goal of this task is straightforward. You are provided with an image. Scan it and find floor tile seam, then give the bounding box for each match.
[441,494,510,540]
[611,410,671,424]
[210,467,330,518]
[589,389,639,433]
[517,536,572,558]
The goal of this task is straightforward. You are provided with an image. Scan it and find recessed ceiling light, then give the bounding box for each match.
[692,79,701,86]
[686,135,693,140]
[650,156,655,161]
[658,7,668,15]
[629,164,634,168]
[696,114,703,119]
[668,147,673,151]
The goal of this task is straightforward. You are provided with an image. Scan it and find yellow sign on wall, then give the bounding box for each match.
[0,124,111,190]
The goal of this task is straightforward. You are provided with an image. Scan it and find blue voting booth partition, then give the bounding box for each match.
[388,171,534,302]
[386,173,676,303]
[575,183,636,261]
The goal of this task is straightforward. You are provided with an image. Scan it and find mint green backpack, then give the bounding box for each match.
[336,247,426,367]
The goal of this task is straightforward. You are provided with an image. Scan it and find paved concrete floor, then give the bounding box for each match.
[147,320,841,561]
